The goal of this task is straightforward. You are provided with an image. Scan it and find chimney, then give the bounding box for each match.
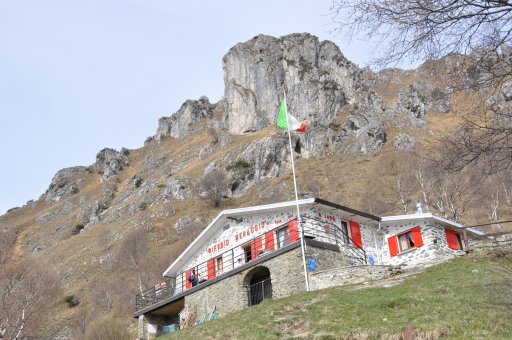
[415,201,423,214]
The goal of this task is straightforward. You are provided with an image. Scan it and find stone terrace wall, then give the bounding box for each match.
[305,241,350,270]
[471,233,512,250]
[309,265,400,290]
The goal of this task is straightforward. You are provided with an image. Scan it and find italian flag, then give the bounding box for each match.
[277,98,307,132]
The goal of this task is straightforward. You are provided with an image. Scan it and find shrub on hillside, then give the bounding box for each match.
[72,224,85,235]
[63,294,79,307]
[134,178,143,188]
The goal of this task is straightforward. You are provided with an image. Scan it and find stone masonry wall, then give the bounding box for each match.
[304,243,349,271]
[180,247,306,325]
[379,221,464,267]
[471,233,512,250]
[309,265,400,290]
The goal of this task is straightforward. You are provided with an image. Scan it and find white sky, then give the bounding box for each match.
[0,0,379,214]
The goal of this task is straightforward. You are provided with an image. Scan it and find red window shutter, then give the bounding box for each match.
[264,231,275,251]
[445,228,459,250]
[207,259,215,280]
[288,220,300,243]
[411,226,424,247]
[349,221,363,248]
[255,236,263,257]
[387,236,399,256]
[249,240,256,260]
[185,269,192,289]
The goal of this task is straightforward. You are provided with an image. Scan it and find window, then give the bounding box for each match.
[277,226,290,249]
[243,244,252,263]
[456,233,464,250]
[216,256,223,273]
[445,228,464,250]
[387,226,424,256]
[398,231,415,251]
[340,221,349,244]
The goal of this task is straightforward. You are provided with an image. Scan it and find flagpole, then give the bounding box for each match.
[283,91,310,292]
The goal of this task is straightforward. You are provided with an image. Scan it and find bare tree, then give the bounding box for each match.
[486,187,501,227]
[331,0,512,173]
[196,170,228,207]
[71,305,91,340]
[499,171,512,214]
[89,276,115,312]
[415,161,481,221]
[331,0,512,66]
[0,258,60,339]
[379,152,417,213]
[113,229,156,298]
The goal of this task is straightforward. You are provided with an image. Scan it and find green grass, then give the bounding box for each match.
[161,248,512,339]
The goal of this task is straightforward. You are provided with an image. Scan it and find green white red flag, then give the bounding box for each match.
[276,98,307,132]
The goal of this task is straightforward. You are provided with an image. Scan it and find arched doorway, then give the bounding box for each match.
[244,266,272,306]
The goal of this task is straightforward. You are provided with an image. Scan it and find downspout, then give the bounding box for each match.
[373,221,383,264]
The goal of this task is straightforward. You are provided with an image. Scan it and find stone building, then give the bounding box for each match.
[134,198,483,338]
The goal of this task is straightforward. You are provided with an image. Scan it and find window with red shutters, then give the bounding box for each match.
[349,221,363,248]
[445,228,462,250]
[389,226,424,256]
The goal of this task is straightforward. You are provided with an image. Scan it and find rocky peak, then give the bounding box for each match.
[155,96,215,141]
[222,33,363,135]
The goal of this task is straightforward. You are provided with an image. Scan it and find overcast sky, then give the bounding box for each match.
[0,0,380,214]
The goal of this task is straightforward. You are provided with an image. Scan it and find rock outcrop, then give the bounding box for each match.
[94,148,130,181]
[156,96,215,141]
[45,166,90,202]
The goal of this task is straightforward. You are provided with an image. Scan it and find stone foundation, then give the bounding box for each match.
[180,246,307,327]
[309,265,399,290]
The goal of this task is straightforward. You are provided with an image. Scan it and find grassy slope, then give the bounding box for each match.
[162,248,512,339]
